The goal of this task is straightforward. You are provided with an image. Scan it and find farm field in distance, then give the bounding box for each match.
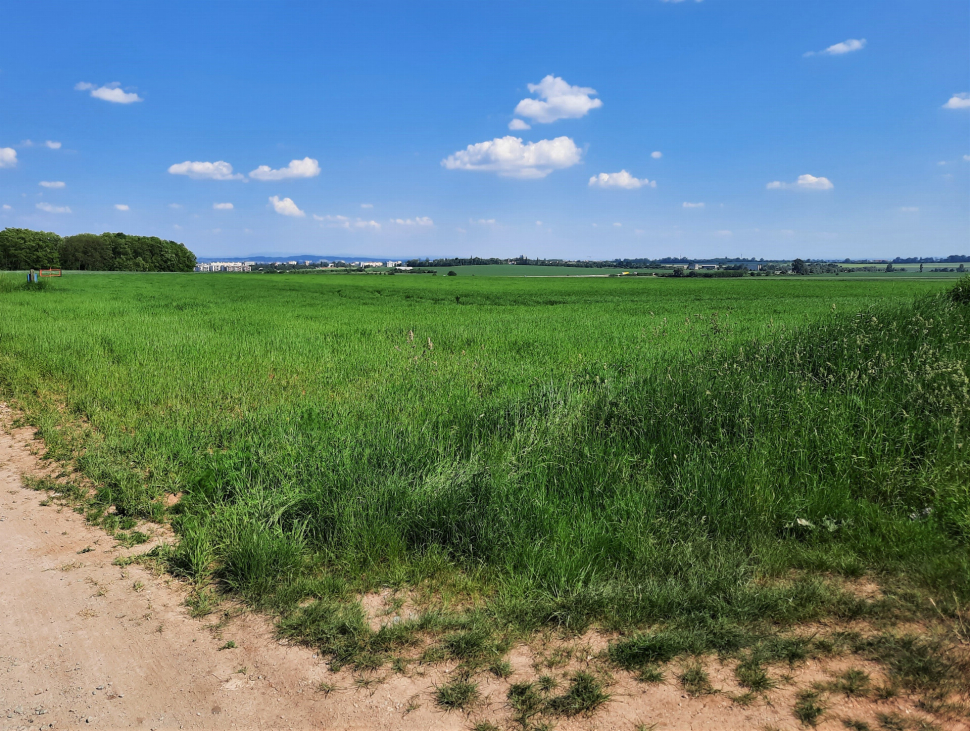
[2,272,968,727]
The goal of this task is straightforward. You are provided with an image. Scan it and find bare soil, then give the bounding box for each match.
[1,409,965,731]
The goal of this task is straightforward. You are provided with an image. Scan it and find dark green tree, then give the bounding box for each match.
[60,233,112,270]
[0,228,62,270]
[791,258,809,275]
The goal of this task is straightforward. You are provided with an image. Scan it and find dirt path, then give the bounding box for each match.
[1,411,963,731]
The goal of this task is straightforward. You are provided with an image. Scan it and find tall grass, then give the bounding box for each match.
[1,273,966,644]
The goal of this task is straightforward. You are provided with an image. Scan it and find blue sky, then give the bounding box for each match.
[1,0,968,260]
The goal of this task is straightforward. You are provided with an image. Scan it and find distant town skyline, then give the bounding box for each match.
[1,0,968,260]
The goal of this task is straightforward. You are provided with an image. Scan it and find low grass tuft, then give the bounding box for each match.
[793,689,827,727]
[434,679,479,711]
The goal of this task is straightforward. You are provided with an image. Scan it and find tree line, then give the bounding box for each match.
[0,228,196,272]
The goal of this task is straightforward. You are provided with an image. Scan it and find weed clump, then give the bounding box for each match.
[434,679,479,711]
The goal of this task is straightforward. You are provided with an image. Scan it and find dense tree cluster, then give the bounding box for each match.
[0,228,196,272]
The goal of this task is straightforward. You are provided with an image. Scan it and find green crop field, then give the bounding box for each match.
[2,272,968,698]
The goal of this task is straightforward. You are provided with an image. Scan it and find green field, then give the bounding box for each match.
[1,272,968,690]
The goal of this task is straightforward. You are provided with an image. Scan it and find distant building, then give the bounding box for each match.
[195,261,251,272]
[690,263,719,270]
[286,260,298,265]
[386,260,403,267]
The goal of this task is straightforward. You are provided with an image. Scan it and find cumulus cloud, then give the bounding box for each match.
[508,118,531,131]
[36,202,71,213]
[391,217,434,226]
[965,155,970,162]
[213,202,234,210]
[766,174,833,191]
[355,219,381,230]
[0,148,17,168]
[75,81,143,104]
[513,75,602,124]
[169,203,183,209]
[651,151,663,159]
[168,160,243,181]
[682,201,705,208]
[588,170,656,189]
[360,203,373,208]
[2,204,12,210]
[45,140,62,149]
[39,181,65,188]
[249,157,321,181]
[269,195,305,217]
[443,136,582,179]
[471,218,496,225]
[804,38,866,57]
[115,204,129,211]
[613,222,622,227]
[943,93,970,110]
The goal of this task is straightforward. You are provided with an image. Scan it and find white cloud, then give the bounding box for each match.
[169,203,183,209]
[75,81,143,104]
[45,140,62,150]
[964,155,970,162]
[2,204,11,210]
[900,206,919,212]
[804,38,867,57]
[168,160,243,181]
[682,201,705,208]
[115,204,129,211]
[508,118,531,131]
[471,218,496,225]
[391,217,434,226]
[766,174,833,191]
[613,222,622,227]
[315,214,381,230]
[269,195,305,217]
[36,202,71,213]
[39,181,65,188]
[442,135,581,178]
[249,157,320,181]
[588,170,656,189]
[213,202,234,210]
[535,221,542,226]
[0,148,17,168]
[360,203,373,208]
[513,75,602,124]
[943,93,970,110]
[651,151,663,159]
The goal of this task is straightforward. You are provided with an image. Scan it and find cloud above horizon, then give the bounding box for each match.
[0,148,17,168]
[391,217,434,226]
[513,75,602,124]
[588,170,655,190]
[943,93,970,109]
[804,38,867,57]
[682,201,705,208]
[766,174,834,190]
[249,157,321,181]
[75,82,143,104]
[115,204,129,211]
[213,202,234,210]
[314,214,381,230]
[269,195,305,217]
[39,181,65,188]
[442,136,582,179]
[168,161,244,181]
[36,202,71,213]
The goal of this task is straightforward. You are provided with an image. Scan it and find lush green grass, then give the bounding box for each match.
[1,273,967,661]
